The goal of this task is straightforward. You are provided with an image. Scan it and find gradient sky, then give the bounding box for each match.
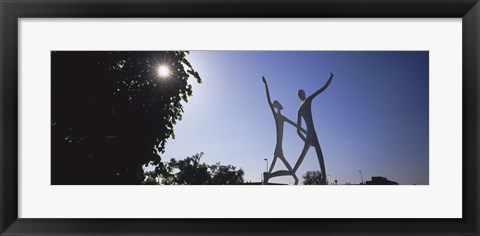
[156,51,429,185]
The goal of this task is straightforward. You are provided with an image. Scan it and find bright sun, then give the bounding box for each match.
[157,65,170,78]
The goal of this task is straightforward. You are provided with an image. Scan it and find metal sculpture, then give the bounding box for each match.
[262,73,333,185]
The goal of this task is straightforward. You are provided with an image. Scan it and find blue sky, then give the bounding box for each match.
[159,51,429,185]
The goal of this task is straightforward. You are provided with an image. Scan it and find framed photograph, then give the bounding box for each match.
[1,0,479,235]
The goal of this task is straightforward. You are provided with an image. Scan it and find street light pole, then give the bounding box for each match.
[264,158,269,172]
[358,170,363,184]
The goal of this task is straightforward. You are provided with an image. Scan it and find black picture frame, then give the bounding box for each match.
[1,0,479,235]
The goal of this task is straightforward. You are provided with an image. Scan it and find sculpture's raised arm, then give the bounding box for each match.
[308,72,334,101]
[262,76,274,111]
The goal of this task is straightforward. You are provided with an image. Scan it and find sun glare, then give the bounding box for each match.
[157,65,170,78]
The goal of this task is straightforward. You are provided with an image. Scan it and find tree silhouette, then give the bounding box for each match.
[209,162,245,185]
[145,153,245,185]
[302,170,324,185]
[166,153,211,185]
[52,51,201,185]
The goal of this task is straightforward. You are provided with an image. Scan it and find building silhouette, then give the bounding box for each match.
[365,176,398,185]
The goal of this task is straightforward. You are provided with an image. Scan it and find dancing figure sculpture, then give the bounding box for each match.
[262,76,306,185]
[291,72,334,185]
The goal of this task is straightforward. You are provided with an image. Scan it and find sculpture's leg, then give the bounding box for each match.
[313,142,327,185]
[277,154,299,184]
[278,154,293,171]
[263,172,270,185]
[293,144,310,173]
[293,174,299,185]
[269,155,278,173]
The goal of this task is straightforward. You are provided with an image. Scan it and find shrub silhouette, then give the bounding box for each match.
[145,152,245,185]
[302,170,324,185]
